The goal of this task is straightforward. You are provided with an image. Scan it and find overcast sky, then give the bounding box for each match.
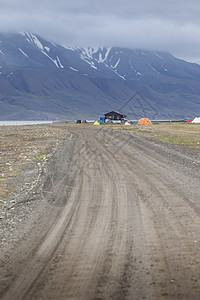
[0,0,200,63]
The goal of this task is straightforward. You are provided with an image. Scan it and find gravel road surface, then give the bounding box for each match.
[1,126,200,300]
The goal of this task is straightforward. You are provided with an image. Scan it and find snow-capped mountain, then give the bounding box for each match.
[1,32,200,120]
[1,32,200,80]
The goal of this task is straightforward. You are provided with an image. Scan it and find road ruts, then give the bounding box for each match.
[1,126,200,300]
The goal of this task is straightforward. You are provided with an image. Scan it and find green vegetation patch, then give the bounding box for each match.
[106,123,200,148]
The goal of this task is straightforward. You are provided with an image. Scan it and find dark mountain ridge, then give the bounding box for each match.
[0,32,200,120]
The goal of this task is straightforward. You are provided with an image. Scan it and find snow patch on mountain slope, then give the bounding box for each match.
[81,47,99,59]
[57,56,64,68]
[80,56,96,68]
[41,50,63,68]
[78,47,112,66]
[78,48,98,68]
[62,45,77,51]
[111,58,120,69]
[18,48,29,58]
[153,51,167,62]
[23,32,65,68]
[7,72,14,77]
[98,55,125,79]
[113,70,125,80]
[129,61,143,76]
[44,47,50,52]
[75,47,126,79]
[0,50,5,55]
[145,61,160,74]
[98,47,111,63]
[25,33,44,51]
[69,66,79,72]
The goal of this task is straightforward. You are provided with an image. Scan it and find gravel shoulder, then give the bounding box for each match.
[1,125,200,299]
[0,124,72,247]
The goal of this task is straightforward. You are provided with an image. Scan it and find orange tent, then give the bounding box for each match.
[138,118,152,125]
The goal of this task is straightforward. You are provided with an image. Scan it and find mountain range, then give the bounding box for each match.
[0,32,200,120]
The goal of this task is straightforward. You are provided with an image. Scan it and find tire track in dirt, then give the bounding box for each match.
[101,130,200,299]
[2,169,84,300]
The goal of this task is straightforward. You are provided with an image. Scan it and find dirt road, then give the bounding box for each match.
[1,126,200,299]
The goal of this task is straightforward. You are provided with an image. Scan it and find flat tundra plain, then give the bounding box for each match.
[1,124,200,299]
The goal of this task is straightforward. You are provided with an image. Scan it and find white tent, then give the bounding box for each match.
[192,117,200,123]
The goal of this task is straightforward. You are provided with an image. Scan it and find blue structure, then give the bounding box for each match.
[100,117,105,122]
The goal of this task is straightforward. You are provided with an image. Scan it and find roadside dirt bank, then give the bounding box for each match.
[0,123,71,248]
[1,125,200,299]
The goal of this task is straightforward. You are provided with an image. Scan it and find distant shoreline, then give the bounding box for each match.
[0,121,54,126]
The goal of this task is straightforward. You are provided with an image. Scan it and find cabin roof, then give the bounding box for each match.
[104,110,127,117]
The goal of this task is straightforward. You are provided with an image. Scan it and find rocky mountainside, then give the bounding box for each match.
[0,32,200,120]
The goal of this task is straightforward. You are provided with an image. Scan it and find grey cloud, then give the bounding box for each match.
[0,0,200,63]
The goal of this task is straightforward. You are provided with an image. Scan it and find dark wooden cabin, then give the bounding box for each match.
[104,111,127,122]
